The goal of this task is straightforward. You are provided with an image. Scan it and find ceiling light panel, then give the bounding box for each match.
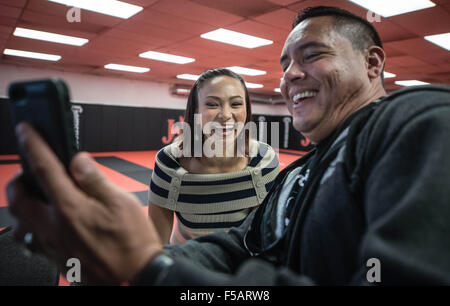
[425,32,450,51]
[245,82,264,89]
[395,80,430,86]
[47,0,143,19]
[13,27,89,46]
[3,49,61,61]
[139,51,195,64]
[347,0,435,17]
[227,66,266,76]
[104,64,150,73]
[384,72,396,78]
[177,74,200,81]
[200,28,273,49]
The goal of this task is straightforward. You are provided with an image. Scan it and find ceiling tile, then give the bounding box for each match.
[372,19,416,42]
[387,55,429,68]
[0,25,13,40]
[0,0,27,8]
[125,0,159,7]
[389,6,450,36]
[253,8,297,30]
[266,0,305,6]
[190,0,280,18]
[132,9,215,36]
[0,4,22,19]
[117,19,189,45]
[288,0,368,18]
[228,19,290,44]
[0,16,18,28]
[385,38,450,65]
[84,36,149,58]
[151,0,243,27]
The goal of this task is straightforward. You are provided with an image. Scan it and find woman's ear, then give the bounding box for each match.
[366,46,386,80]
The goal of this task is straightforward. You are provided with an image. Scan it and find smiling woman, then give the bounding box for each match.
[147,68,280,245]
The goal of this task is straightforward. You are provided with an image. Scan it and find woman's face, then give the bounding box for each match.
[196,75,247,145]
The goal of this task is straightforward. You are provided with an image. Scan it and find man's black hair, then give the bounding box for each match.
[292,6,383,50]
[292,6,385,85]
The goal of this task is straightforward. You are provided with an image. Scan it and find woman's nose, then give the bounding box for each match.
[218,105,232,120]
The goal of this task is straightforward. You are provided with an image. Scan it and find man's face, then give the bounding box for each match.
[280,16,369,143]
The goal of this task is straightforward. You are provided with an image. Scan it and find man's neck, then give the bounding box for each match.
[309,85,387,145]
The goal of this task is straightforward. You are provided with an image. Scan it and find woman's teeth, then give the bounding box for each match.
[213,125,235,136]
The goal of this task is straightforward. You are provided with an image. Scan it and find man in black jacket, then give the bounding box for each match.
[6,6,450,285]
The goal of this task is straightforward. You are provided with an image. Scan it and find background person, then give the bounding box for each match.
[148,68,279,244]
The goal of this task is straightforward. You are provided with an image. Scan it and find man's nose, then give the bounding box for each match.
[283,62,306,83]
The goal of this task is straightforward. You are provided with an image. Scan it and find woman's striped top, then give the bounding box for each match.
[148,140,280,245]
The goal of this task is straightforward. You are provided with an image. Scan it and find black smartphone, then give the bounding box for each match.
[8,78,78,201]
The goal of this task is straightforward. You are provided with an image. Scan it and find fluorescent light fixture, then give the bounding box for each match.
[384,71,396,78]
[139,51,195,64]
[13,27,88,46]
[104,64,149,73]
[274,88,281,93]
[347,0,435,17]
[175,88,190,94]
[47,0,143,19]
[200,28,273,49]
[226,66,266,76]
[177,74,199,81]
[395,80,430,86]
[245,82,264,89]
[3,48,61,61]
[425,32,450,51]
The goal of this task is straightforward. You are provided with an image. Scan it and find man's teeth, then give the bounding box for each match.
[293,91,317,104]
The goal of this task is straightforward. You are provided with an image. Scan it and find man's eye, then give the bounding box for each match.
[305,53,321,61]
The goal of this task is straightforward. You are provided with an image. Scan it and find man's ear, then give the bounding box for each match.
[366,46,386,80]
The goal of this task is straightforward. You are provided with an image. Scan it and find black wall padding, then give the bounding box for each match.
[0,98,313,154]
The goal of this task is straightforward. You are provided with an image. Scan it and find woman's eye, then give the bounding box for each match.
[232,102,244,107]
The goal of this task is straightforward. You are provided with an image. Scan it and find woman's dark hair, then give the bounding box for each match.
[181,68,252,157]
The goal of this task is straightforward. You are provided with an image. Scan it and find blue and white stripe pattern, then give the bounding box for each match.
[148,140,280,244]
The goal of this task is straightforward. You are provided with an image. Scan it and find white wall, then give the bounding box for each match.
[0,64,290,115]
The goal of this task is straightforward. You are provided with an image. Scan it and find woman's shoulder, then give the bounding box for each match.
[253,140,277,157]
[155,143,181,170]
[249,140,279,168]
